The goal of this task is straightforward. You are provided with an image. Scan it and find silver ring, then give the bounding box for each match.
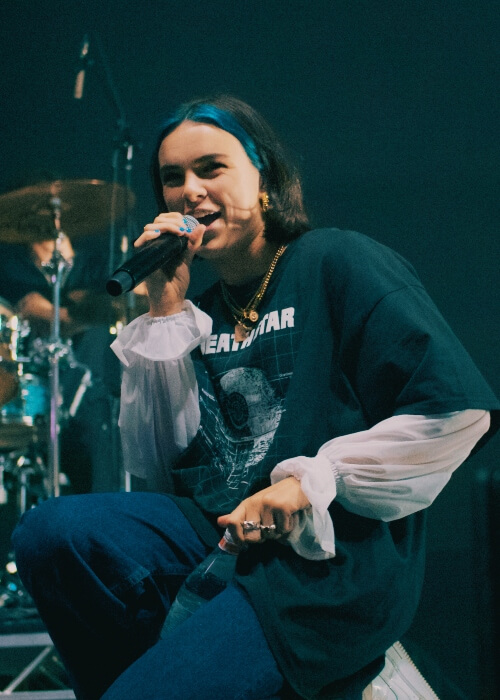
[259,524,277,534]
[242,520,261,532]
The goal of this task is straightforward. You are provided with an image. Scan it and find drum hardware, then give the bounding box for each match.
[0,551,38,618]
[30,335,76,372]
[0,432,75,517]
[29,336,93,423]
[67,367,92,420]
[0,447,45,515]
[39,193,74,499]
[15,451,48,515]
[0,346,94,509]
[0,455,8,505]
[13,193,98,498]
[4,315,31,362]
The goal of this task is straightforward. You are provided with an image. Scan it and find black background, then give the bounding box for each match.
[1,2,498,697]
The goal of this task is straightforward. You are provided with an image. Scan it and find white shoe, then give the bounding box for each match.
[363,641,440,699]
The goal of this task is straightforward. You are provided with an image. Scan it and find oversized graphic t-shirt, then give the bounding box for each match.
[168,228,498,699]
[171,228,497,518]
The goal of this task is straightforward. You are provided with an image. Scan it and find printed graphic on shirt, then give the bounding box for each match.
[200,306,295,354]
[188,305,299,505]
[200,366,284,491]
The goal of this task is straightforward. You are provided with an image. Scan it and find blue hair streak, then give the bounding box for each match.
[158,104,265,171]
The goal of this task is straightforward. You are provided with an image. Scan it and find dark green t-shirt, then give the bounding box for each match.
[170,229,499,698]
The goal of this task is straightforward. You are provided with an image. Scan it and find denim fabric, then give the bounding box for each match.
[12,492,284,700]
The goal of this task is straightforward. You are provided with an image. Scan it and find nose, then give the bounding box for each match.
[183,171,206,204]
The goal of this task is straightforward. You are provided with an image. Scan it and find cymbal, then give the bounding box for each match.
[0,179,136,243]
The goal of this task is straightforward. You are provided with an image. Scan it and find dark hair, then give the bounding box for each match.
[150,94,310,244]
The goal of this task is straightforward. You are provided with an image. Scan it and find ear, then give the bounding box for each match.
[259,172,268,190]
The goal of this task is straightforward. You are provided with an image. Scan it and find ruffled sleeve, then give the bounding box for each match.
[110,301,211,485]
[271,409,490,559]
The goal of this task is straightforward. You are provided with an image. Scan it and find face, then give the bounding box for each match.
[157,121,266,260]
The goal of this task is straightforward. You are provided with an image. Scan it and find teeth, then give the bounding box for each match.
[193,211,218,219]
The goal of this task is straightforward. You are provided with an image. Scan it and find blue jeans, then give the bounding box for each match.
[12,492,284,700]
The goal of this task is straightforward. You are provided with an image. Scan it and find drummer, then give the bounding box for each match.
[0,171,132,494]
[0,182,111,339]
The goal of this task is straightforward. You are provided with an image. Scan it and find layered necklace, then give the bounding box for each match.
[220,244,287,342]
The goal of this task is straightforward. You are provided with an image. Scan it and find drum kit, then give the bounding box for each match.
[0,178,136,518]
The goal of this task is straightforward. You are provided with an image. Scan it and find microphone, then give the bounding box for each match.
[74,34,90,100]
[106,216,199,296]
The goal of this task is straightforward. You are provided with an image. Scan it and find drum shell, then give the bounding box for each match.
[0,312,31,408]
[1,373,49,426]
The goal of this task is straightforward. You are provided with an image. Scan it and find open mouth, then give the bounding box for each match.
[195,212,221,227]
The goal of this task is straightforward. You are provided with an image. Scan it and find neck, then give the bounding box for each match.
[212,239,280,286]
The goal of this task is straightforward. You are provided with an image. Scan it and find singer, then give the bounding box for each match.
[13,95,499,699]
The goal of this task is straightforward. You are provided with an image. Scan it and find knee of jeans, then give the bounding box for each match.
[12,497,82,575]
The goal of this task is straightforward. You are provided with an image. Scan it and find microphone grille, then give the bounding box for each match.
[184,215,199,229]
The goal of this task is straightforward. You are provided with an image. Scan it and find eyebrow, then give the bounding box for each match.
[159,153,228,175]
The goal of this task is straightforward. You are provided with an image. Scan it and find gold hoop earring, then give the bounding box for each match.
[261,193,270,213]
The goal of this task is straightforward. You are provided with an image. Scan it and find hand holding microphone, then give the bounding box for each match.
[106,215,202,299]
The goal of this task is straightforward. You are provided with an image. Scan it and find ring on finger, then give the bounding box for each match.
[242,520,261,532]
[259,524,277,535]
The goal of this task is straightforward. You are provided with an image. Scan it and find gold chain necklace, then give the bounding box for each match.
[220,245,286,342]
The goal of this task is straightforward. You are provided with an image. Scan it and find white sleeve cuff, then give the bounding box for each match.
[271,454,337,559]
[111,299,212,366]
[270,410,490,560]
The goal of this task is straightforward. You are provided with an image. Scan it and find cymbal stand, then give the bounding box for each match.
[41,196,73,498]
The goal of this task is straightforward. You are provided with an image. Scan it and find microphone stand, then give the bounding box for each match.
[86,32,137,491]
[91,32,137,284]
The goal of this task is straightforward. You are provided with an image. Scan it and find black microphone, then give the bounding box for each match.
[106,216,199,296]
[74,34,90,100]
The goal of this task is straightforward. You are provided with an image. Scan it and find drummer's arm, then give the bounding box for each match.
[16,291,70,324]
[16,289,148,337]
[15,291,88,336]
